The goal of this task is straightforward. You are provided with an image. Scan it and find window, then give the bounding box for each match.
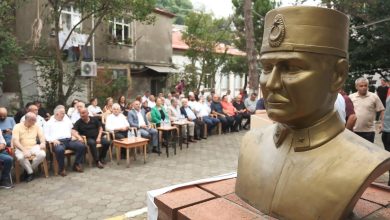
[109,18,132,44]
[60,6,81,32]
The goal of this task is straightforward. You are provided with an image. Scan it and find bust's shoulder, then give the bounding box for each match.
[334,129,390,161]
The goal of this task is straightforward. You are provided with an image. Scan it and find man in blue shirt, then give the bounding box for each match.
[0,107,16,146]
[0,132,13,189]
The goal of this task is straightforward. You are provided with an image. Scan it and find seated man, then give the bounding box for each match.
[244,93,259,114]
[44,105,86,176]
[221,95,241,132]
[20,104,46,129]
[105,103,130,139]
[128,100,159,153]
[0,107,15,147]
[233,95,251,130]
[210,94,232,133]
[73,108,110,168]
[180,98,205,140]
[34,100,51,121]
[0,132,13,189]
[13,112,46,182]
[197,96,220,134]
[168,98,196,142]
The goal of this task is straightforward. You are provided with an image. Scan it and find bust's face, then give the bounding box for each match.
[260,51,336,127]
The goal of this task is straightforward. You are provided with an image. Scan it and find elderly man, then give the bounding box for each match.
[180,98,205,140]
[105,103,130,139]
[73,108,110,168]
[244,93,258,114]
[20,104,46,129]
[233,95,251,130]
[128,100,159,153]
[148,95,156,108]
[44,105,86,176]
[197,95,220,134]
[0,107,15,147]
[210,94,232,133]
[349,77,385,142]
[236,6,390,220]
[0,133,13,188]
[13,112,46,182]
[168,98,196,142]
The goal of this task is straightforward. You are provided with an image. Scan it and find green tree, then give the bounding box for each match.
[0,0,21,84]
[321,0,390,93]
[156,0,193,24]
[224,0,277,90]
[182,12,231,91]
[31,0,156,109]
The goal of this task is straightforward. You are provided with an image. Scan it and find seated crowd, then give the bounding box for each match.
[0,90,263,189]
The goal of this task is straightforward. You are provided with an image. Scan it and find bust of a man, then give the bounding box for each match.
[236,6,390,220]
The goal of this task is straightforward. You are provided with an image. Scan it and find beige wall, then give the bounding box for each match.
[134,13,173,65]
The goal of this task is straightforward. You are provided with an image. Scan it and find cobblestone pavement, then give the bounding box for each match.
[1,129,388,220]
[0,132,243,220]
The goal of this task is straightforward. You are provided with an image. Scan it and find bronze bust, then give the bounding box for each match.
[236,6,390,220]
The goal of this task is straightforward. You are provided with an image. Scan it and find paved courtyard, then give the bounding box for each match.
[1,129,389,220]
[0,132,244,220]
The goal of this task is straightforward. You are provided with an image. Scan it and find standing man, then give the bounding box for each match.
[377,78,389,120]
[73,108,110,168]
[0,107,15,147]
[128,100,159,153]
[13,112,46,182]
[44,105,86,176]
[350,77,385,142]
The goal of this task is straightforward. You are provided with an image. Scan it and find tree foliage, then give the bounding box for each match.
[156,0,193,24]
[321,0,390,93]
[32,0,156,108]
[224,0,277,90]
[0,0,21,81]
[182,12,231,92]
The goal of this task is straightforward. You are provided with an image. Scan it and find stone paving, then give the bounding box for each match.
[0,132,243,220]
[0,129,389,220]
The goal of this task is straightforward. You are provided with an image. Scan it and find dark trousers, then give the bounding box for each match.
[354,132,375,143]
[0,151,13,181]
[86,137,111,162]
[382,131,390,185]
[54,138,86,171]
[239,112,251,128]
[232,114,242,131]
[218,115,235,132]
[115,131,128,156]
[194,119,205,138]
[202,116,220,133]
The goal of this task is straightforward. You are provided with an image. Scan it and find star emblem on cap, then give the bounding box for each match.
[268,14,286,47]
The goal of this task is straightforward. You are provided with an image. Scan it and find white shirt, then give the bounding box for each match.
[184,107,197,120]
[148,101,156,108]
[44,116,73,141]
[70,110,93,124]
[169,105,181,121]
[20,115,46,129]
[198,102,211,117]
[334,93,346,124]
[136,111,146,127]
[105,113,130,132]
[88,105,102,115]
[188,101,200,113]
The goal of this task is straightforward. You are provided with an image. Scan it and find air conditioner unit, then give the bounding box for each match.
[81,61,97,77]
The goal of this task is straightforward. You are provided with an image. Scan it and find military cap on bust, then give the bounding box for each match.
[260,6,349,58]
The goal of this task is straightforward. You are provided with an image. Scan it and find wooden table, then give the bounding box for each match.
[172,121,189,150]
[113,137,149,167]
[157,126,178,157]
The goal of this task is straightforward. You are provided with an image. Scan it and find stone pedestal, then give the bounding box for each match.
[154,178,390,220]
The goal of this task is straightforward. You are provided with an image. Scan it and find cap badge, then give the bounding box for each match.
[269,14,286,47]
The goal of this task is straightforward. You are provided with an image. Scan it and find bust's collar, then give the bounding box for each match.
[273,111,345,152]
